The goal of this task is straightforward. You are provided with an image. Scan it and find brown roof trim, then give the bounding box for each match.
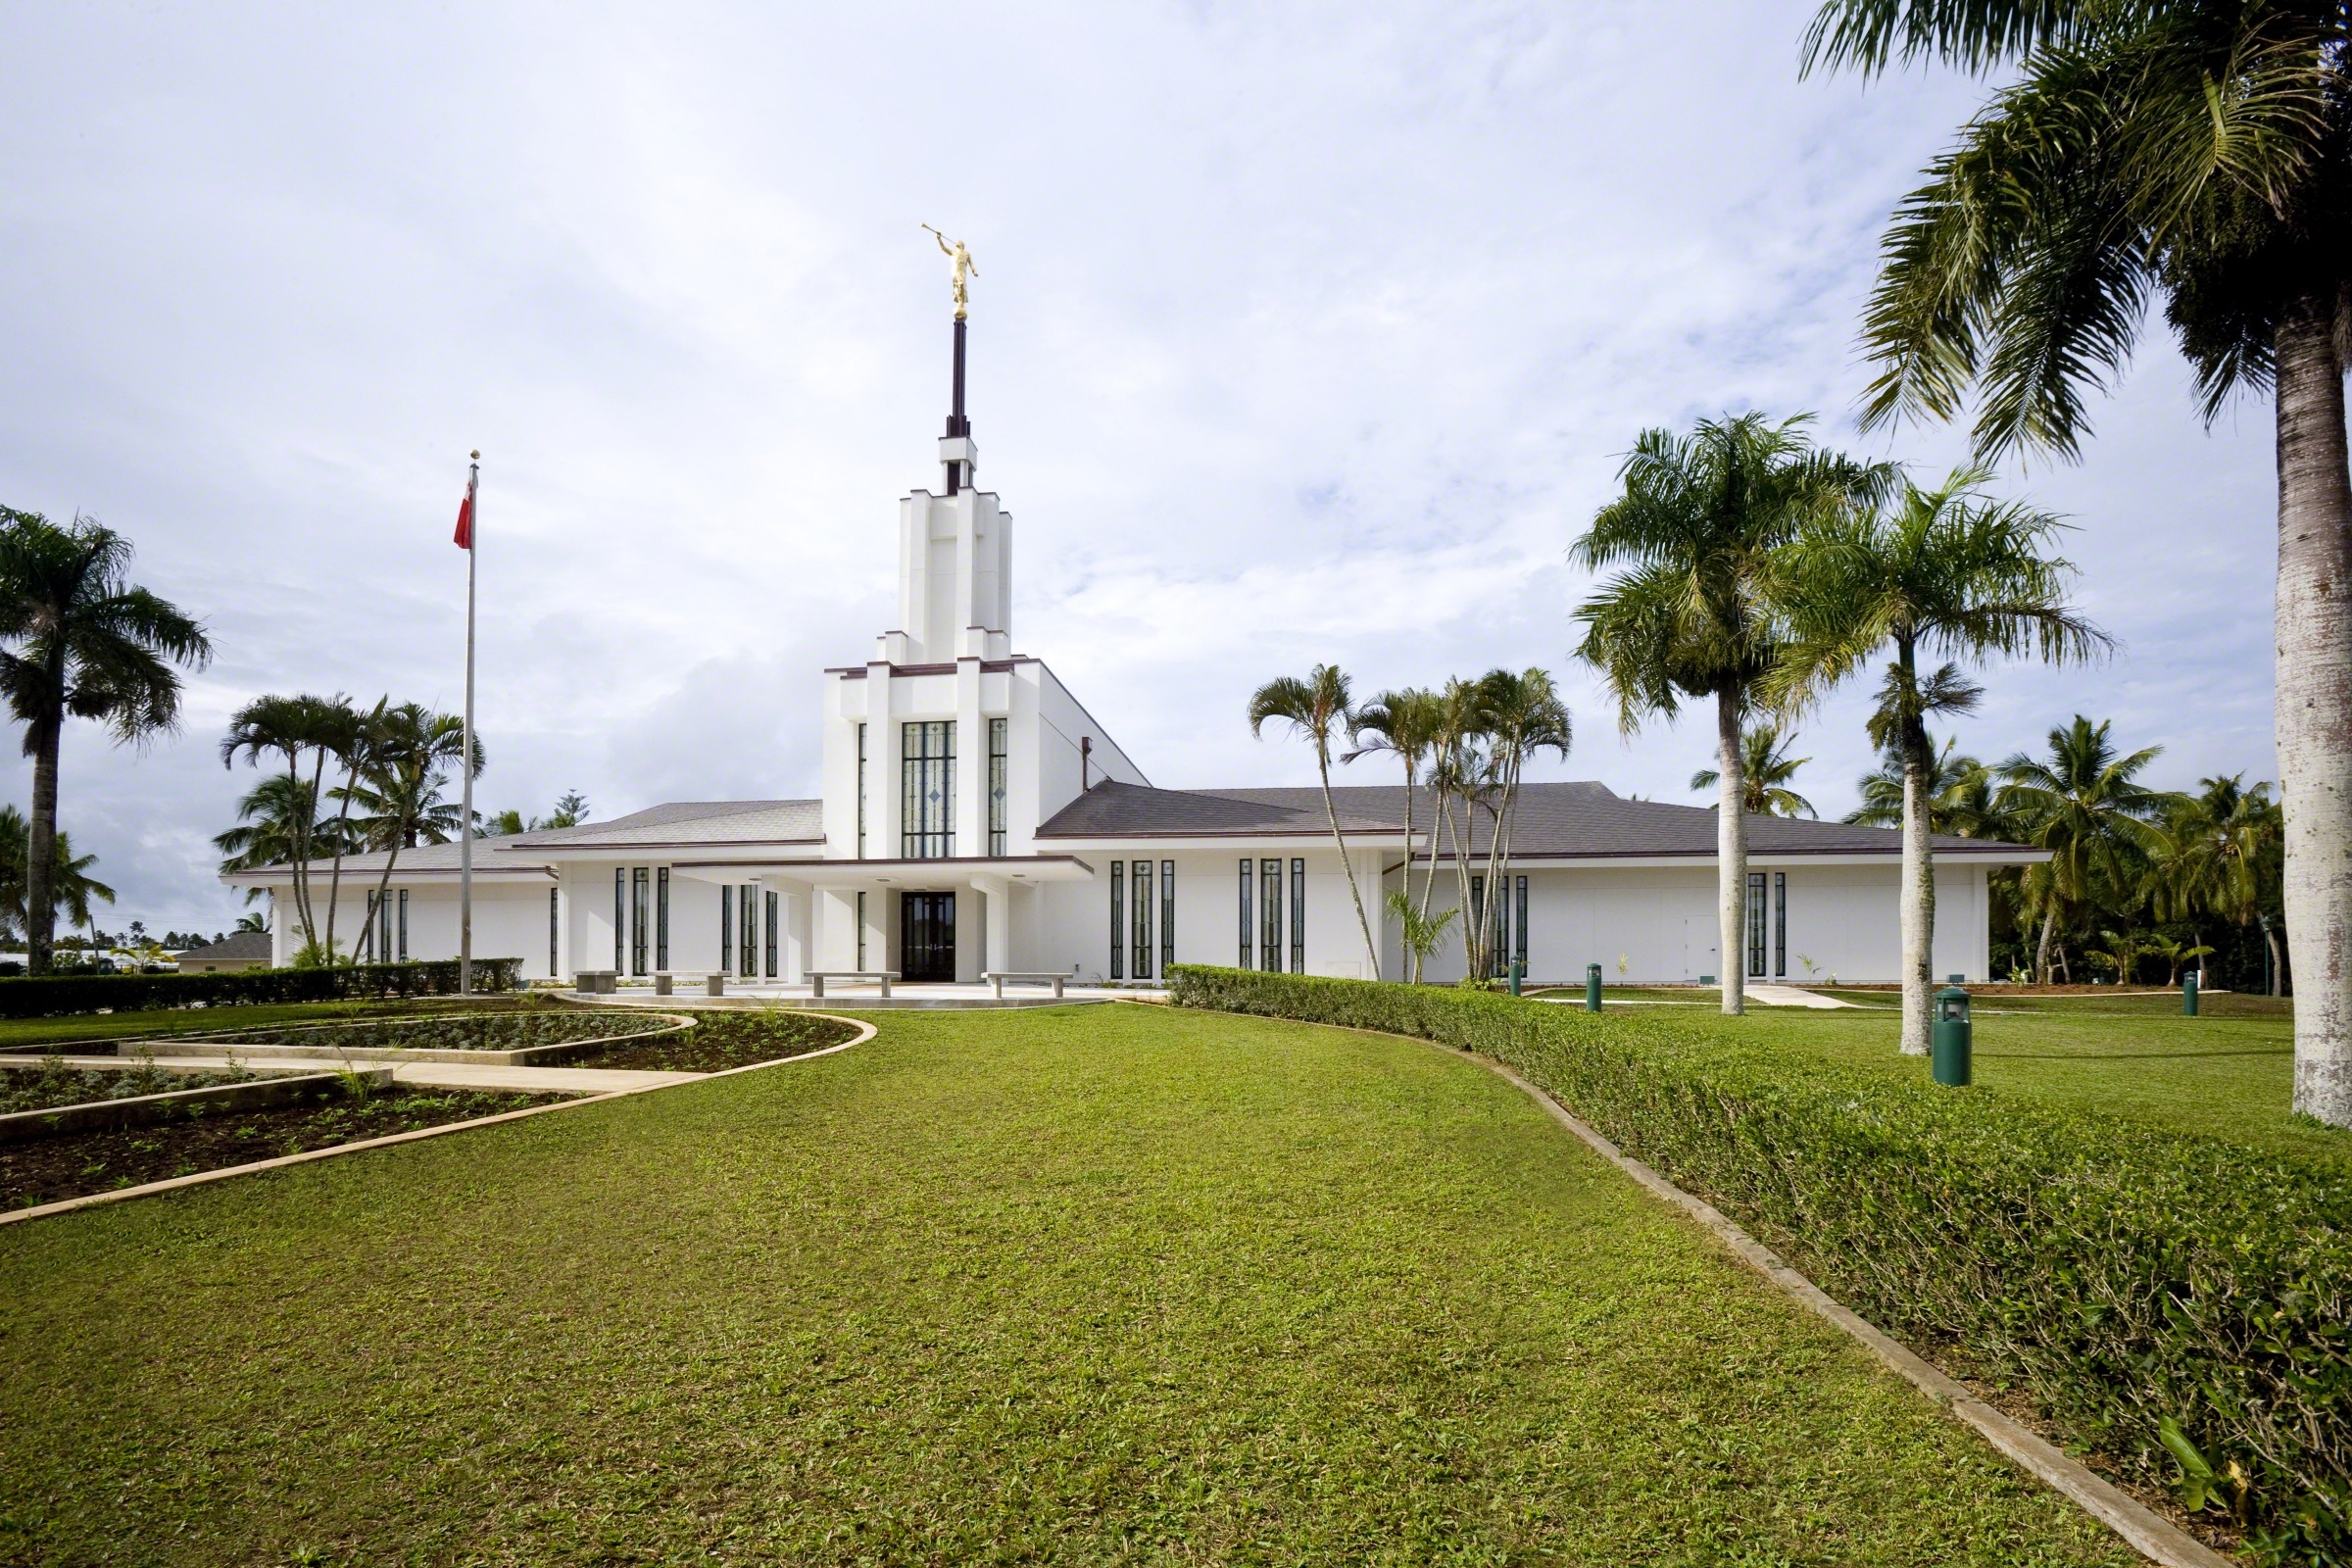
[497,837,825,852]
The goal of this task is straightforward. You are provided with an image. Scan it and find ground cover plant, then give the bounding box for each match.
[0,1004,2137,1565]
[0,1053,257,1116]
[207,1007,673,1054]
[575,1008,857,1072]
[1172,966,2350,1558]
[0,995,542,1057]
[0,1084,553,1209]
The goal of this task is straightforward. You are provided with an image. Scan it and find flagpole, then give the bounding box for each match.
[459,451,479,996]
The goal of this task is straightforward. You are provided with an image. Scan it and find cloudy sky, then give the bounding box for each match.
[0,1,2282,935]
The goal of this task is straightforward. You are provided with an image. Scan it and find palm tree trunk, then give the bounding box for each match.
[320,760,360,963]
[1398,760,1420,983]
[2266,921,2286,998]
[1313,746,1381,981]
[1899,712,1936,1055]
[2274,296,2352,1126]
[24,714,62,974]
[2034,906,2055,986]
[1715,687,1746,1015]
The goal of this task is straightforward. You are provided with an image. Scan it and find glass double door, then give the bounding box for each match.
[900,892,956,983]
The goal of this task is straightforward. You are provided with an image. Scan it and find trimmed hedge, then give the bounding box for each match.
[0,958,523,1019]
[1169,964,2351,1561]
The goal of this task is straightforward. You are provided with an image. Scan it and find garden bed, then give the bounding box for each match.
[573,1010,858,1072]
[0,1054,258,1115]
[0,1084,558,1210]
[203,1008,669,1054]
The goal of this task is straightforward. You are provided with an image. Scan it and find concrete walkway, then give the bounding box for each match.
[1744,984,1855,1009]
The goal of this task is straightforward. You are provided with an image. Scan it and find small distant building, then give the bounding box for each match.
[174,930,272,973]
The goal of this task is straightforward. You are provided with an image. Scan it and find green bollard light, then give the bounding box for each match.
[2183,970,2199,1016]
[1933,985,1973,1086]
[1586,962,1603,1013]
[1508,958,1523,998]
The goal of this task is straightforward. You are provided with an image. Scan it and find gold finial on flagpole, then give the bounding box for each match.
[922,224,976,319]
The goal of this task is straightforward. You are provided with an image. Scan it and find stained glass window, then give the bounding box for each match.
[988,717,1007,857]
[1110,860,1124,980]
[1237,859,1251,968]
[902,721,956,858]
[1746,871,1768,977]
[1261,858,1283,972]
[1160,860,1175,976]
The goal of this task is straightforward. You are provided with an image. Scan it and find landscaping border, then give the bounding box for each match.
[0,1013,875,1228]
[0,1068,396,1144]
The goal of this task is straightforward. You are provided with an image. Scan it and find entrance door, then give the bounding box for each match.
[901,892,956,982]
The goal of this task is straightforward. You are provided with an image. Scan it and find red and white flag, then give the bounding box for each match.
[453,473,476,550]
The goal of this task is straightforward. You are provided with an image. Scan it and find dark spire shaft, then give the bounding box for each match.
[947,317,969,438]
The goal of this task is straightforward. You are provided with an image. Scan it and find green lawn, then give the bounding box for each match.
[0,1004,2132,1566]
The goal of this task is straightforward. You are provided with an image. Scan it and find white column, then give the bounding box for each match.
[972,873,1009,976]
[955,656,984,858]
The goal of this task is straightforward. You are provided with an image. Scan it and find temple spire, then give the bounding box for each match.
[923,225,978,493]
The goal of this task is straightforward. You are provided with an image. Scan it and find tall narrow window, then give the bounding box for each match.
[548,887,558,975]
[397,889,408,961]
[1774,872,1787,978]
[1290,858,1305,973]
[615,869,626,970]
[631,868,650,975]
[765,890,779,978]
[856,890,867,970]
[1515,875,1529,972]
[657,868,670,970]
[1131,859,1153,980]
[1471,875,1488,977]
[1109,860,1125,980]
[719,886,732,972]
[1238,859,1252,968]
[856,722,868,858]
[902,720,956,858]
[1160,860,1175,976]
[988,717,1008,857]
[378,894,393,965]
[740,886,757,978]
[1260,858,1283,972]
[1746,871,1768,977]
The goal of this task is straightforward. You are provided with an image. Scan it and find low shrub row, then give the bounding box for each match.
[1168,964,2351,1561]
[0,958,523,1019]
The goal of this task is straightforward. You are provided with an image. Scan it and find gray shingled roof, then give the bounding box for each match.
[497,800,823,851]
[222,800,825,878]
[1036,780,2022,858]
[176,930,272,962]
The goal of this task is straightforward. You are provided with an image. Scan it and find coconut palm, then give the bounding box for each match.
[1348,688,1446,981]
[1999,716,2169,986]
[0,806,114,943]
[1801,0,2350,1110]
[1691,723,1817,817]
[1574,413,1890,1014]
[0,511,210,972]
[1769,468,2107,1054]
[333,703,477,961]
[1249,664,1381,979]
[1426,674,1496,976]
[1846,739,1992,833]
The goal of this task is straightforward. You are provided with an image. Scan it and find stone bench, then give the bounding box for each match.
[985,971,1068,999]
[807,970,896,999]
[573,969,617,996]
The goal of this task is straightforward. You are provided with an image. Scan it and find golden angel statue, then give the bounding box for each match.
[922,224,977,319]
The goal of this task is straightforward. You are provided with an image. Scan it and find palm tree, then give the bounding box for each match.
[1692,723,1817,817]
[334,703,477,961]
[1348,688,1446,981]
[1426,675,1495,977]
[1846,739,1985,832]
[0,511,211,973]
[1770,468,2107,1053]
[1249,664,1381,980]
[1,807,115,944]
[1575,413,1891,1014]
[220,692,349,957]
[2000,716,2169,986]
[1801,0,2350,1111]
[1474,667,1574,976]
[215,775,325,906]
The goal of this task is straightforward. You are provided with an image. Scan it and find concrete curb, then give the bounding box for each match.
[1453,1043,2231,1568]
[0,1013,878,1229]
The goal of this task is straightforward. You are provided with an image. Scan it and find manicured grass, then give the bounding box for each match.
[1685,996,2334,1162]
[0,1004,2132,1565]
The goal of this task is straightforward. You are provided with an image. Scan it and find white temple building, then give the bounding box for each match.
[226,307,2041,991]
